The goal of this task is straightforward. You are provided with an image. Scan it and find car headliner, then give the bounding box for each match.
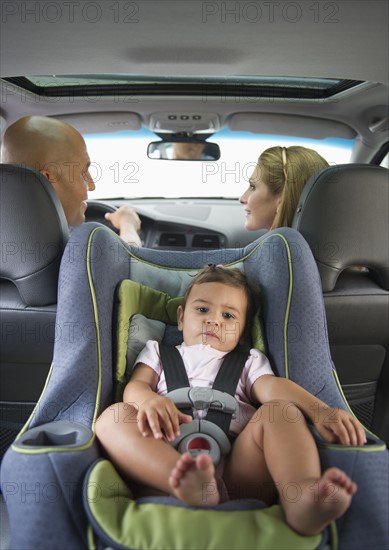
[1,1,387,83]
[0,1,388,164]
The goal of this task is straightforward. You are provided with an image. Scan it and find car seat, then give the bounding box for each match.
[0,164,68,459]
[1,222,388,549]
[292,164,389,446]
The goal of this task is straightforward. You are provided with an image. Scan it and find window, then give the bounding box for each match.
[85,129,354,200]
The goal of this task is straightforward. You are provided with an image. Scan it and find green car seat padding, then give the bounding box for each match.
[84,459,322,550]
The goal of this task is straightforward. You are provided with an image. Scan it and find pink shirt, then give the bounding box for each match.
[135,341,274,436]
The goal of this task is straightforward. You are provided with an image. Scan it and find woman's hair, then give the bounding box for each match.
[182,264,261,340]
[258,145,329,229]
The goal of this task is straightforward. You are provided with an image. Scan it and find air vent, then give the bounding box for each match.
[192,234,220,249]
[159,233,186,247]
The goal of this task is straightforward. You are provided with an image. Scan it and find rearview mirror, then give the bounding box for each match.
[148,140,220,161]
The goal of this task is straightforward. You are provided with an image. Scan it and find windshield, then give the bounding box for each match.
[85,129,354,200]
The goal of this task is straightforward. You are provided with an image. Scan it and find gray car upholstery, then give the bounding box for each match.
[0,164,68,457]
[292,164,389,444]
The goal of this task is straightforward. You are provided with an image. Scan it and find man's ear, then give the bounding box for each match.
[40,168,61,199]
[40,168,55,184]
[177,305,184,331]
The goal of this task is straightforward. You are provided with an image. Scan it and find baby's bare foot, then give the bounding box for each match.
[283,467,357,536]
[168,452,220,507]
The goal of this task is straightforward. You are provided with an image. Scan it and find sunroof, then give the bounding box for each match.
[3,75,363,99]
[24,75,344,88]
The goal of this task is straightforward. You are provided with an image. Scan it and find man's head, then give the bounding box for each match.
[172,142,206,160]
[1,115,95,227]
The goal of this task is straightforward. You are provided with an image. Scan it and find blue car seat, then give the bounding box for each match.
[1,223,388,549]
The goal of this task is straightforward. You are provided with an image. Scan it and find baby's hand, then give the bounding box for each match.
[137,395,192,442]
[313,405,367,446]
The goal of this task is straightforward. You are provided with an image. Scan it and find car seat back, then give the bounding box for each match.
[292,164,389,444]
[0,164,68,458]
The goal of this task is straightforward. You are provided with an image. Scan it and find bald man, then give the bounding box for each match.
[1,116,142,245]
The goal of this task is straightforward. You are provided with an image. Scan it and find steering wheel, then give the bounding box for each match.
[85,199,119,234]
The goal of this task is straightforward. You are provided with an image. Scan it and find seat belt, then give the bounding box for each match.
[158,344,192,417]
[159,344,248,434]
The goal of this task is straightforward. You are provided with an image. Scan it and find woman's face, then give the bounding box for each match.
[240,163,281,230]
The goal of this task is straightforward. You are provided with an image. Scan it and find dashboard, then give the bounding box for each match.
[86,198,266,250]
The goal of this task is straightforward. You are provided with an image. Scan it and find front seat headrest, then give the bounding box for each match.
[0,164,69,306]
[292,164,389,292]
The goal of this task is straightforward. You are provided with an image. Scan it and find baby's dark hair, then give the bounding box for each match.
[182,264,261,341]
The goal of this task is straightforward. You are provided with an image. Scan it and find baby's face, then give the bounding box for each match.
[177,282,247,352]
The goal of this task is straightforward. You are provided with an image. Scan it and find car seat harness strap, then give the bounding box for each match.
[159,344,247,463]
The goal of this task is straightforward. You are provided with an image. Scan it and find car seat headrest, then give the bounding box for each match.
[0,164,69,306]
[292,164,389,292]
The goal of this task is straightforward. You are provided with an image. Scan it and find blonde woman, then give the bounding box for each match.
[240,146,329,230]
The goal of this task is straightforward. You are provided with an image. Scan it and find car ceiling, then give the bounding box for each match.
[1,1,388,83]
[0,0,388,161]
